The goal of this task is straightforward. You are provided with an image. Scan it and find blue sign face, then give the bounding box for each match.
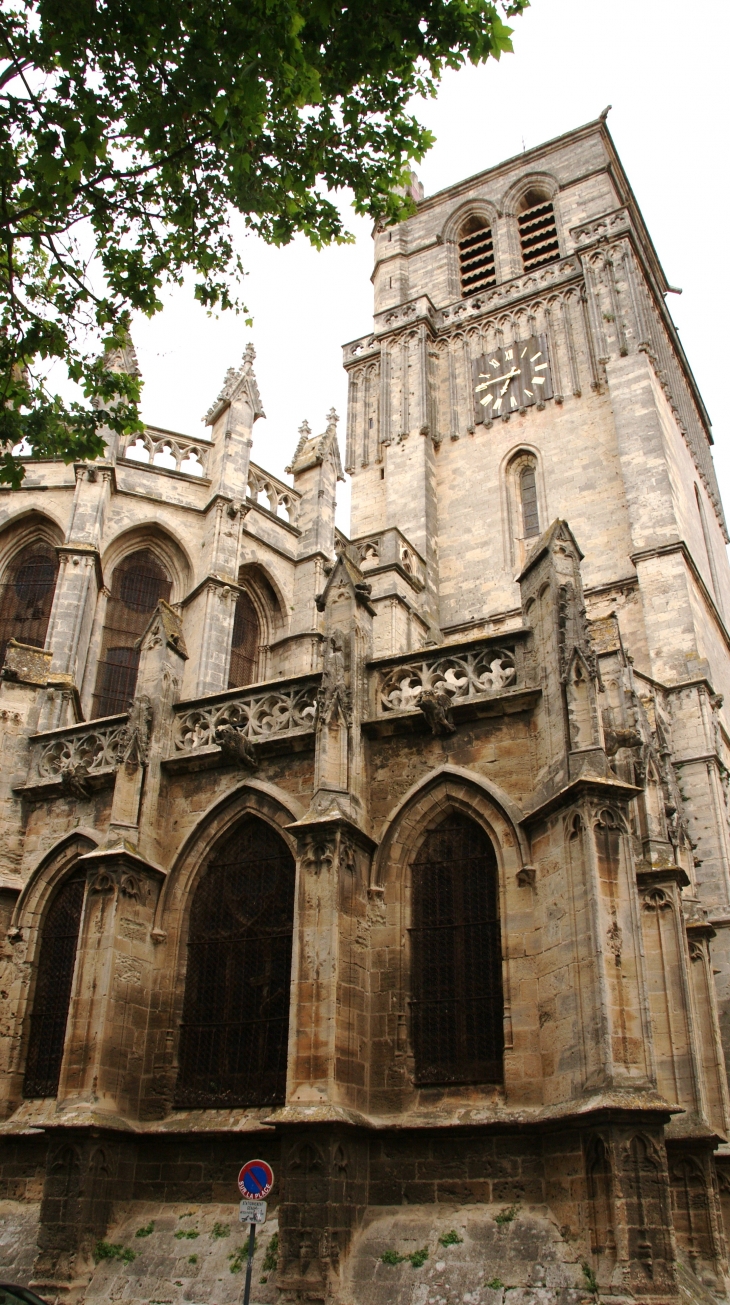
[238,1159,274,1198]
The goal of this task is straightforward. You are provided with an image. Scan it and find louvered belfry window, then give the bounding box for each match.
[458,217,496,297]
[92,549,171,718]
[410,814,504,1085]
[0,544,58,668]
[518,192,560,271]
[228,590,259,688]
[23,871,86,1099]
[521,465,540,538]
[175,817,296,1109]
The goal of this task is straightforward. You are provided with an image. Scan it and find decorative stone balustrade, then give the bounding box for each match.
[120,427,212,478]
[18,714,130,797]
[247,461,299,524]
[167,675,319,770]
[378,644,518,715]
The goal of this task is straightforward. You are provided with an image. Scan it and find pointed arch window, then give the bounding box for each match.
[458,216,496,297]
[520,465,540,538]
[0,542,59,667]
[175,817,295,1108]
[228,590,260,688]
[410,814,504,1085]
[92,549,171,718]
[23,870,86,1099]
[517,190,560,271]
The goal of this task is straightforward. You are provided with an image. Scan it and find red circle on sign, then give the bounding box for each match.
[238,1159,274,1199]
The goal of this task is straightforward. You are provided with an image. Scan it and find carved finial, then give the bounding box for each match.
[204,341,264,425]
[326,408,339,430]
[299,419,311,438]
[600,104,612,121]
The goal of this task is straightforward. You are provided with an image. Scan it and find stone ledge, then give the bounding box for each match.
[362,686,540,739]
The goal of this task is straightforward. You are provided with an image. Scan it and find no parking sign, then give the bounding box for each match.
[237,1158,274,1200]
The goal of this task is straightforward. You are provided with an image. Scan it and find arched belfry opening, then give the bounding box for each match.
[175,816,296,1109]
[457,215,496,297]
[23,869,86,1099]
[517,188,560,271]
[410,813,504,1085]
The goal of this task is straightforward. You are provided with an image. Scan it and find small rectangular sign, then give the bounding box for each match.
[239,1199,267,1224]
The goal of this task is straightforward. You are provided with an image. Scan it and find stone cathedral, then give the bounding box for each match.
[2,113,730,1305]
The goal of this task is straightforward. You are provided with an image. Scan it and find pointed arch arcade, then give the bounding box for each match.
[175,815,296,1108]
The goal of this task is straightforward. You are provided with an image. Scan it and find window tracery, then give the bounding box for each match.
[410,814,503,1085]
[92,548,172,718]
[175,816,295,1108]
[0,541,59,667]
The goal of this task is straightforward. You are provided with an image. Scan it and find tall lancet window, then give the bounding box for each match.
[23,870,86,1099]
[521,465,540,538]
[410,814,504,1085]
[93,549,171,717]
[228,590,260,688]
[176,817,295,1108]
[0,543,59,667]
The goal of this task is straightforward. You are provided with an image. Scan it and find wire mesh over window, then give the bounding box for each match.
[458,218,496,297]
[228,590,259,688]
[175,817,295,1109]
[410,814,504,1085]
[23,870,86,1099]
[0,544,58,668]
[518,192,560,271]
[92,549,171,718]
[521,466,540,538]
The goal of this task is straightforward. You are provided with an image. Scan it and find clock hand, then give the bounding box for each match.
[476,367,521,390]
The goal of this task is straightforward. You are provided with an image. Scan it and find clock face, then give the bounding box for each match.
[472,333,553,423]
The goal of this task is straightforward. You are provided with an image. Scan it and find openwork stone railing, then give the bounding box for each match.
[20,714,130,795]
[247,461,299,524]
[378,644,518,715]
[120,427,212,478]
[172,675,319,754]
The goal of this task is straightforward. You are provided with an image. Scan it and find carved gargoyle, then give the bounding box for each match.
[214,722,258,770]
[419,688,456,736]
[603,726,643,757]
[58,759,91,798]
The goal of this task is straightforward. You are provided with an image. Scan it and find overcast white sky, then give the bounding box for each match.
[130,0,730,536]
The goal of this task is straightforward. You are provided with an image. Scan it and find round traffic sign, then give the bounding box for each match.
[237,1159,274,1199]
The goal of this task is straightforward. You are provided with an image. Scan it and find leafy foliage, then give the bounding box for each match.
[93,1240,136,1263]
[0,0,527,485]
[261,1232,279,1273]
[211,1221,230,1239]
[487,1278,505,1290]
[229,1239,255,1273]
[439,1229,463,1246]
[381,1245,429,1267]
[582,1262,599,1294]
[135,1221,155,1238]
[494,1204,519,1225]
[174,1228,199,1240]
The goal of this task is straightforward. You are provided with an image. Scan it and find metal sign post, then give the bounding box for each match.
[237,1160,274,1305]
